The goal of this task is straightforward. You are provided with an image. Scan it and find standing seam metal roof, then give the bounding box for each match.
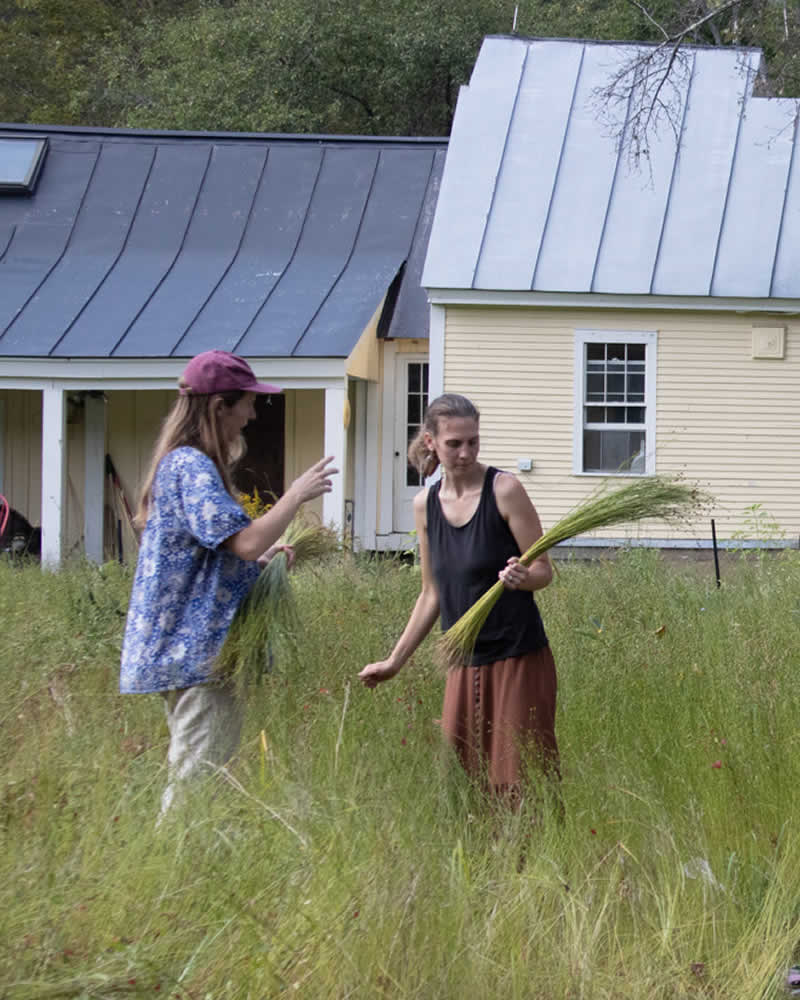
[0,126,446,358]
[423,36,800,299]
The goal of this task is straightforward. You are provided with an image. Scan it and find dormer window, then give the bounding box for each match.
[0,135,48,194]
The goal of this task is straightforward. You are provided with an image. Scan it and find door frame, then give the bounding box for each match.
[392,350,429,534]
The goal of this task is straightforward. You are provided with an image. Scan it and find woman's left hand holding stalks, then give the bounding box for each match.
[258,544,296,569]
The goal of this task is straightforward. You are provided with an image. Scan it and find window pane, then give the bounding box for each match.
[607,343,626,362]
[607,406,626,423]
[586,406,605,422]
[0,136,47,193]
[583,429,645,473]
[607,373,624,400]
[626,407,645,423]
[586,373,605,401]
[627,373,645,400]
[406,427,421,486]
[586,343,605,361]
[405,361,428,487]
[628,343,646,362]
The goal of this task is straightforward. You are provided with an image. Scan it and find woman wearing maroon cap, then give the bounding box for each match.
[120,350,337,821]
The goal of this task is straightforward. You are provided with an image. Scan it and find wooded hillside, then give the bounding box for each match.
[1,0,798,134]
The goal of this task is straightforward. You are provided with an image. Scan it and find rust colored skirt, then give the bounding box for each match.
[440,645,559,791]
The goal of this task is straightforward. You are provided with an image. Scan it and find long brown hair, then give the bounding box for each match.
[407,393,480,480]
[134,387,245,530]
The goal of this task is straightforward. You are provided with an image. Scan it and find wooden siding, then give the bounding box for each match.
[444,306,800,543]
[0,390,41,524]
[284,389,325,522]
[107,390,174,522]
[1,389,93,555]
[2,387,330,558]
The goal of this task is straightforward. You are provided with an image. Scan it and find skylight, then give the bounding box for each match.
[0,135,48,194]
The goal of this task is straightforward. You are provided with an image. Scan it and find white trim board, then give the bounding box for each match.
[426,288,800,315]
[378,341,398,537]
[428,304,445,401]
[373,531,418,552]
[0,356,347,389]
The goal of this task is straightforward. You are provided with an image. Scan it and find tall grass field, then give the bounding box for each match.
[2,549,800,999]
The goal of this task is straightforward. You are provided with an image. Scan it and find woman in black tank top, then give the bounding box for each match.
[359,394,559,799]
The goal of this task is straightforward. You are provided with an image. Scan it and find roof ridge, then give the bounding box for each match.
[0,122,448,145]
[483,34,762,55]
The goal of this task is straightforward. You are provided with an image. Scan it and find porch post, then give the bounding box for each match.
[41,384,67,569]
[84,393,106,563]
[0,398,5,495]
[323,384,346,536]
[351,379,370,550]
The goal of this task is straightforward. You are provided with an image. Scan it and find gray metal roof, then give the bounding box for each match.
[423,36,800,299]
[0,125,446,358]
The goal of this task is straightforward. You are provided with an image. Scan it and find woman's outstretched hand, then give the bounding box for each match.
[288,456,339,505]
[359,660,402,688]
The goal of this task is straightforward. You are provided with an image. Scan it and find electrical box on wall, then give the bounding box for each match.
[751,326,785,359]
[516,458,532,472]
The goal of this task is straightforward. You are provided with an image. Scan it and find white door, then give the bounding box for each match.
[393,356,429,533]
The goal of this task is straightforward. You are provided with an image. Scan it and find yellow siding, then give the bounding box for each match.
[396,338,428,354]
[107,390,174,518]
[0,389,42,525]
[445,306,800,542]
[346,298,382,382]
[285,389,325,521]
[1,390,102,556]
[1,386,328,556]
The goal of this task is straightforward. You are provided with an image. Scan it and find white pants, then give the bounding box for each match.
[159,683,243,819]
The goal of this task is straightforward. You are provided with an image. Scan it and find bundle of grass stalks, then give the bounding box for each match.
[216,513,339,688]
[439,475,710,667]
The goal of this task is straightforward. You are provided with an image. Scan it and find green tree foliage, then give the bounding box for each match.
[0,0,797,133]
[95,0,524,134]
[0,0,112,122]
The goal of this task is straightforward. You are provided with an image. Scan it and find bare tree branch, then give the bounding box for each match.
[663,0,745,44]
[592,0,755,169]
[628,0,670,40]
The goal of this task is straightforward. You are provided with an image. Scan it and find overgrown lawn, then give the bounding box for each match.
[2,549,800,998]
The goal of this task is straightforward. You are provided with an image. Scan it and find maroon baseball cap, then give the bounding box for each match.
[179,350,281,396]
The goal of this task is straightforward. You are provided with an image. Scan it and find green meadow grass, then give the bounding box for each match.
[2,549,800,999]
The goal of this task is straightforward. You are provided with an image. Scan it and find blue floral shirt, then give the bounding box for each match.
[120,447,260,693]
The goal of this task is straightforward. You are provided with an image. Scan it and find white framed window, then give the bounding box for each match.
[403,359,429,488]
[573,329,657,476]
[0,135,48,194]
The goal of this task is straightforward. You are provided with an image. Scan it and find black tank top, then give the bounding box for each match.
[427,466,548,666]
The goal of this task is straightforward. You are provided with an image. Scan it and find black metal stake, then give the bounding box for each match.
[711,518,721,588]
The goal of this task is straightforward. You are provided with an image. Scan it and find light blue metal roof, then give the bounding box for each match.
[423,36,799,299]
[0,126,446,359]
